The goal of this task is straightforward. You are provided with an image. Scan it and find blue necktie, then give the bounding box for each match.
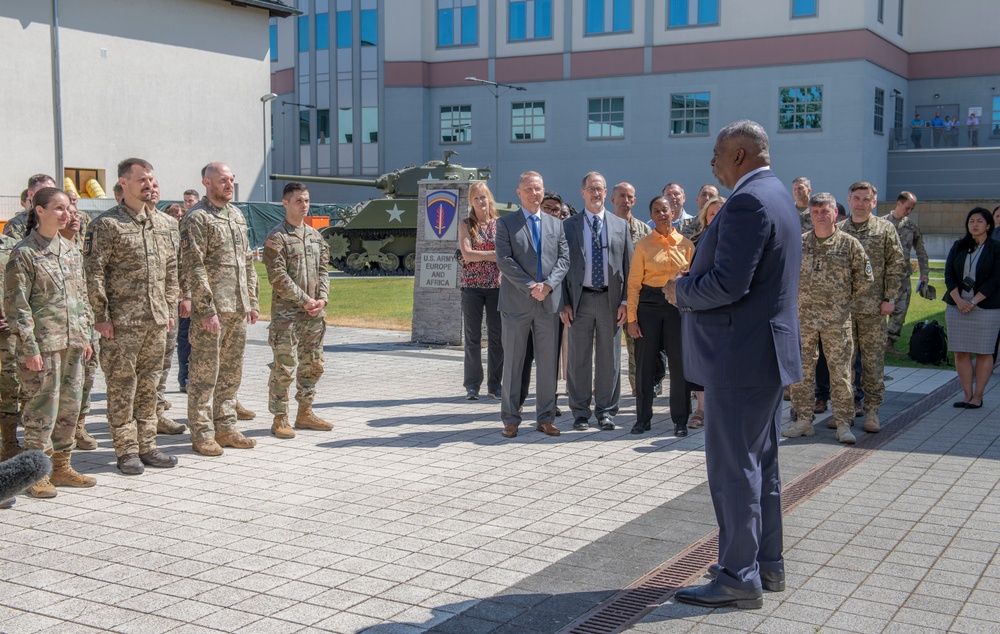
[591,214,604,288]
[529,214,542,282]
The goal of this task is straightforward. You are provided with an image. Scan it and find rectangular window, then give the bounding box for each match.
[338,107,353,144]
[316,13,329,50]
[893,94,904,134]
[269,23,277,61]
[668,0,718,28]
[874,88,885,135]
[587,97,625,139]
[991,96,1000,137]
[362,106,378,142]
[670,92,710,135]
[299,110,310,145]
[877,0,884,22]
[510,0,552,41]
[897,0,904,34]
[317,109,331,144]
[585,0,632,34]
[512,101,545,141]
[361,9,377,45]
[441,105,472,143]
[778,86,823,131]
[298,15,309,52]
[438,0,478,47]
[336,11,351,48]
[791,0,816,18]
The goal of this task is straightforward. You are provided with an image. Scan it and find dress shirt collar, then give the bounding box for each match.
[584,208,606,223]
[522,207,541,222]
[732,165,771,194]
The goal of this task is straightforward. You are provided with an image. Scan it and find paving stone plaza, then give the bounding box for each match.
[1,319,998,633]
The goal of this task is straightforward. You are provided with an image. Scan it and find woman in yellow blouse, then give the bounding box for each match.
[626,196,695,436]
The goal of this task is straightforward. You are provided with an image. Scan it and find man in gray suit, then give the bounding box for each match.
[561,172,632,431]
[496,171,570,438]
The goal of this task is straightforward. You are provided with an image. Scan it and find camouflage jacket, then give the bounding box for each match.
[837,214,907,315]
[886,214,929,278]
[677,217,701,240]
[157,210,183,297]
[4,231,93,357]
[799,230,874,328]
[625,215,651,245]
[0,234,16,322]
[84,203,179,327]
[2,211,28,242]
[263,220,330,322]
[798,208,813,233]
[179,197,258,318]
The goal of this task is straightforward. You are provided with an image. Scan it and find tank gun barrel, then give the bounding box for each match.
[270,174,381,188]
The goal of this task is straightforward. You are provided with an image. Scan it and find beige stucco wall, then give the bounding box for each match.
[0,0,273,201]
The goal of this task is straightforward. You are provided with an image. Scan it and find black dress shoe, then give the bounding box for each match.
[674,423,688,437]
[674,581,763,609]
[488,387,502,399]
[707,564,785,592]
[573,418,590,431]
[629,422,646,435]
[598,417,616,431]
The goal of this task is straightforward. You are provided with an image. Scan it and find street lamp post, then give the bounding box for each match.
[464,77,525,194]
[260,93,277,202]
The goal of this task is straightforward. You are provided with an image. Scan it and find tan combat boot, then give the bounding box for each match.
[1,418,22,461]
[864,411,880,433]
[28,476,57,498]
[835,423,857,444]
[235,402,256,420]
[157,414,186,435]
[49,451,96,488]
[295,404,333,431]
[215,429,256,449]
[781,419,815,438]
[192,435,224,457]
[271,415,296,439]
[74,414,97,450]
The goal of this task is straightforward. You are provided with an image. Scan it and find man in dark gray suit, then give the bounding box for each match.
[496,171,570,438]
[561,172,632,431]
[665,120,802,609]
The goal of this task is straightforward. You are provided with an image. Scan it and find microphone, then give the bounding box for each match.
[0,450,52,502]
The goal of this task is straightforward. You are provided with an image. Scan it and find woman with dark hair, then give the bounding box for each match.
[459,181,503,400]
[944,207,1000,408]
[4,187,95,498]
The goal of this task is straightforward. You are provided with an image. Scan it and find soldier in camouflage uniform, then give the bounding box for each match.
[155,201,187,435]
[784,194,873,444]
[611,183,654,395]
[792,177,813,232]
[263,183,332,439]
[85,160,180,475]
[885,191,929,355]
[838,182,907,434]
[3,174,57,242]
[4,188,95,498]
[180,162,259,456]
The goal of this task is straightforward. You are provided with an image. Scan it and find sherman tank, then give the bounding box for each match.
[271,151,512,276]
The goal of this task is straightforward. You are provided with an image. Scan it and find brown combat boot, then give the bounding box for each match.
[49,452,96,488]
[1,419,22,461]
[864,411,880,433]
[235,402,256,420]
[271,415,296,439]
[157,414,186,435]
[781,419,815,438]
[294,405,333,431]
[835,423,857,444]
[28,475,57,498]
[192,436,224,456]
[215,429,256,449]
[74,414,97,450]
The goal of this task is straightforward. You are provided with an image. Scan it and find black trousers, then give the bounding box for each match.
[177,315,191,388]
[635,286,689,426]
[461,287,503,394]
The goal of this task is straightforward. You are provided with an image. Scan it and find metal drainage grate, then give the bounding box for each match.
[561,377,961,634]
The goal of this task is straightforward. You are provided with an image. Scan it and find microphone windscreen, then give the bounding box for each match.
[0,450,52,500]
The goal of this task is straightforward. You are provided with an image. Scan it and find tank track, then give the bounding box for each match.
[327,228,417,277]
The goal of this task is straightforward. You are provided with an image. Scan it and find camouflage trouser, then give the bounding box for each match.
[100,324,167,457]
[156,314,179,415]
[791,322,854,428]
[80,339,100,417]
[0,331,21,416]
[19,347,86,454]
[852,314,887,410]
[268,317,326,415]
[625,332,637,392]
[887,276,912,343]
[188,312,246,439]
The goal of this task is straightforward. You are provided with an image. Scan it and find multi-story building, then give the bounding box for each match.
[272,0,1000,250]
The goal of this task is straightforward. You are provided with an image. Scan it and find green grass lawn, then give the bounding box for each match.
[886,271,951,369]
[254,262,414,331]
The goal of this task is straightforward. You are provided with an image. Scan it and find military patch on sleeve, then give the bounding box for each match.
[265,238,281,251]
[865,261,873,277]
[181,237,189,250]
[82,233,92,255]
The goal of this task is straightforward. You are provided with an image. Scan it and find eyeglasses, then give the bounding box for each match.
[584,187,606,194]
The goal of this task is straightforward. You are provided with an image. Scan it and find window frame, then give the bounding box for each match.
[777,85,824,132]
[990,95,1000,138]
[440,104,473,144]
[790,0,817,19]
[669,92,711,137]
[511,101,546,142]
[584,0,633,36]
[587,96,626,140]
[269,22,278,61]
[897,0,904,35]
[508,0,553,42]
[877,0,884,23]
[437,0,479,48]
[667,0,719,29]
[874,87,885,135]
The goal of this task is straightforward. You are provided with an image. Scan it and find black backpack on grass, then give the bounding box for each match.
[909,320,948,365]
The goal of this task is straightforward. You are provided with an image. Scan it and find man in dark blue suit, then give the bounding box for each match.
[665,120,802,609]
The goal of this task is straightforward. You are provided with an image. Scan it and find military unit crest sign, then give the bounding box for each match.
[424,189,458,240]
